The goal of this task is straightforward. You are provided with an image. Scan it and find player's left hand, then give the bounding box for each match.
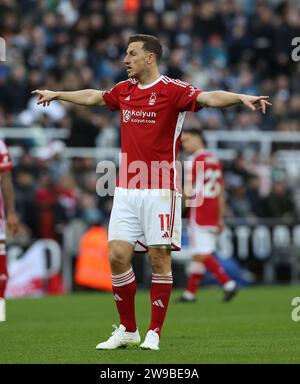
[7,212,20,235]
[240,95,272,114]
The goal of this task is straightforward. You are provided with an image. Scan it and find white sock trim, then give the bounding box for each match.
[112,267,133,279]
[151,272,173,284]
[112,267,135,287]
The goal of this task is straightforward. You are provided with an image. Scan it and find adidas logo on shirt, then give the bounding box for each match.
[162,232,170,238]
[124,95,131,101]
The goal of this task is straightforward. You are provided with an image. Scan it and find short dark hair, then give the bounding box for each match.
[184,128,206,146]
[128,34,163,63]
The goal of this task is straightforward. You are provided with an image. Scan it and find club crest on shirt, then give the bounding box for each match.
[149,92,157,106]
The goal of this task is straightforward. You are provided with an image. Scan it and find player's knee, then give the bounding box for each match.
[109,252,128,270]
[108,241,132,270]
[148,248,171,273]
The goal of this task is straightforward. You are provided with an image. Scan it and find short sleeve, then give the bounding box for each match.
[102,83,122,111]
[173,81,202,112]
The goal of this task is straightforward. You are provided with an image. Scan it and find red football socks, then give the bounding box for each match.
[203,255,230,285]
[0,255,8,298]
[111,267,137,332]
[149,273,173,336]
[185,261,206,294]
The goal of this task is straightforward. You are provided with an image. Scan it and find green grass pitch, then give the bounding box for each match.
[0,285,299,364]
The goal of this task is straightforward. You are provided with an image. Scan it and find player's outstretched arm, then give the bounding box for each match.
[31,89,106,107]
[197,91,272,114]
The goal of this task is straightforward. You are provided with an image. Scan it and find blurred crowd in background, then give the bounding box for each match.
[0,0,300,242]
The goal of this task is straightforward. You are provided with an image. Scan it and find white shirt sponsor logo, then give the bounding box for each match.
[122,110,157,123]
[123,110,131,122]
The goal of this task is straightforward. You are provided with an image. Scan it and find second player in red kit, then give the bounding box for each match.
[178,129,237,303]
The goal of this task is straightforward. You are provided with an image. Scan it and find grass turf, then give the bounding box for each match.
[0,285,300,364]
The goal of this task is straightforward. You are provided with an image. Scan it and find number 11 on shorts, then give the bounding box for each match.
[159,214,170,231]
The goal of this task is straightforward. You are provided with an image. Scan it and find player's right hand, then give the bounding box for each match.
[31,89,57,107]
[239,95,272,114]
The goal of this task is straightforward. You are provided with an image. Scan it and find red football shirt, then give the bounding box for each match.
[0,140,13,219]
[188,150,223,229]
[103,75,202,190]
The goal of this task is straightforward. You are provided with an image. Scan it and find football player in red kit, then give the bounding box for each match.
[0,140,20,321]
[178,129,237,303]
[32,34,271,350]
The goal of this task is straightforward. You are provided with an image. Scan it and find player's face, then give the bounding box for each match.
[181,133,198,154]
[124,42,149,78]
[181,132,204,155]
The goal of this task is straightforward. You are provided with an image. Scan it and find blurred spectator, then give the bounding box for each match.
[246,175,265,217]
[67,107,101,147]
[263,173,296,221]
[35,172,57,239]
[226,175,255,219]
[14,169,37,236]
[55,173,80,232]
[79,192,101,225]
[227,152,255,182]
[48,140,70,182]
[1,65,28,114]
[0,0,298,138]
